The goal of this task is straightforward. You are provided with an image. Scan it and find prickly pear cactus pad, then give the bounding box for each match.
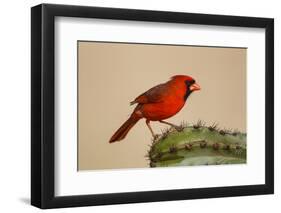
[148,121,246,168]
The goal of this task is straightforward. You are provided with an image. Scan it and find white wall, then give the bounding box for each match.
[0,0,279,212]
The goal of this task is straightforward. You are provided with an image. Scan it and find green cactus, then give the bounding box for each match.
[148,121,246,168]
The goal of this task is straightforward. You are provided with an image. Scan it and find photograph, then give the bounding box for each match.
[30,3,274,209]
[78,41,247,170]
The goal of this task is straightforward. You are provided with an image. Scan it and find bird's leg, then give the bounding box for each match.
[159,120,183,132]
[146,120,159,141]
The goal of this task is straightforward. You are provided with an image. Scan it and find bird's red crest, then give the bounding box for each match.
[171,75,194,81]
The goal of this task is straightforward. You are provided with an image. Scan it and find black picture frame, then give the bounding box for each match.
[31,3,274,209]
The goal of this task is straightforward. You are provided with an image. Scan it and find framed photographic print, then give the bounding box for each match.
[31,3,274,209]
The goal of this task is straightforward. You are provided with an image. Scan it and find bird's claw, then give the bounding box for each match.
[152,134,160,143]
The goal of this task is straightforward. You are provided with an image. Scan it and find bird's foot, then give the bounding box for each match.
[159,120,185,132]
[152,134,161,143]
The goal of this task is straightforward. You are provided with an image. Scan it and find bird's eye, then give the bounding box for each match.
[185,80,195,87]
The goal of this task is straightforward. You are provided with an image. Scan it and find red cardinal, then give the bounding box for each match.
[109,75,200,143]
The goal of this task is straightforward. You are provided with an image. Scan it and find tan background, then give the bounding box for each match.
[78,41,246,171]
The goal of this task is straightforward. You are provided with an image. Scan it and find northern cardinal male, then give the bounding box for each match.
[109,75,200,143]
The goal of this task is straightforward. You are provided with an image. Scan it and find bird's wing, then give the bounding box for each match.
[130,83,167,105]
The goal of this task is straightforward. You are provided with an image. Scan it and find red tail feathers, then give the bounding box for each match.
[109,116,140,143]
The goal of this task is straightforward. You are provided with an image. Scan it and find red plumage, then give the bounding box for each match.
[109,75,200,143]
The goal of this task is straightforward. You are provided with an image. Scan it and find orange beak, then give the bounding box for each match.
[190,83,201,91]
